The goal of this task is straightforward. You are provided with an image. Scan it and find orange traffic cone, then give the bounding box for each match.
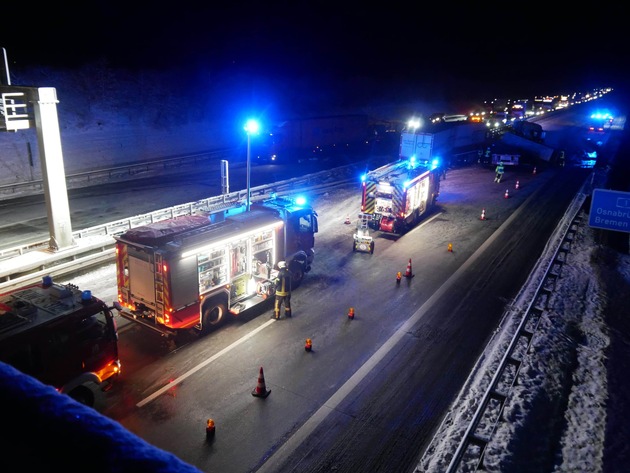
[515,180,520,190]
[251,366,271,398]
[448,243,453,252]
[305,338,313,352]
[404,259,414,278]
[206,419,216,439]
[532,166,537,175]
[347,307,355,319]
[396,271,402,284]
[504,189,509,199]
[344,215,351,224]
[480,209,486,220]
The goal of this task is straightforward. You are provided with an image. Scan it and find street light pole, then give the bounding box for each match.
[246,132,251,212]
[244,119,259,212]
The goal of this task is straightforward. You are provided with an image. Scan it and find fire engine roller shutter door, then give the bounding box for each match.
[170,255,199,309]
[128,252,156,305]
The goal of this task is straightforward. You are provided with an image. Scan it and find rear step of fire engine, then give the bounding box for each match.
[230,294,269,314]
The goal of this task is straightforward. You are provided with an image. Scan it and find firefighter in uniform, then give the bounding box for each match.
[273,261,292,319]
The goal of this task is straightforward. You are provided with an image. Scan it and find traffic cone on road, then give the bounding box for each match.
[515,180,520,190]
[504,189,509,199]
[206,419,216,439]
[448,243,453,252]
[347,307,355,320]
[251,366,271,398]
[480,209,486,220]
[305,338,313,352]
[404,259,414,278]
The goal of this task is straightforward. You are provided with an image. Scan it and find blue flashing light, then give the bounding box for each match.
[81,290,92,302]
[360,173,367,182]
[244,119,260,135]
[294,196,307,206]
[403,180,411,189]
[431,158,440,170]
[590,111,613,122]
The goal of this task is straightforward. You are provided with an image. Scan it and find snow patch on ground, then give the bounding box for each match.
[416,191,630,472]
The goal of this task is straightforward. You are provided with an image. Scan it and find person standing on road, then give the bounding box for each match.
[273,261,292,319]
[494,162,505,183]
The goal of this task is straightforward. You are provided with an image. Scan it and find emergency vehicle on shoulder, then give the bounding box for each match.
[115,195,318,337]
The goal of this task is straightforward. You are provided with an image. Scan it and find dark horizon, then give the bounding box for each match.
[2,3,628,113]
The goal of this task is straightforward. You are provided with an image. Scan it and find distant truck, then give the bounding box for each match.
[492,153,520,166]
[115,196,318,338]
[253,114,369,164]
[359,158,440,235]
[399,122,488,167]
[0,276,121,407]
[511,120,545,142]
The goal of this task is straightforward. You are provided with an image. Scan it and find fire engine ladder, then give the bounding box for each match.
[154,253,165,314]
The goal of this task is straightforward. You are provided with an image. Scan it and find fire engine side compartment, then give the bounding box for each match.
[127,247,156,307]
[168,254,199,312]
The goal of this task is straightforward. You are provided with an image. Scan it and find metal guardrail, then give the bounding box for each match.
[0,163,360,290]
[0,148,237,201]
[443,171,603,472]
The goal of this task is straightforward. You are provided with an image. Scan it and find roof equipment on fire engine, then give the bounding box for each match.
[448,243,453,253]
[396,271,402,284]
[480,209,486,220]
[515,180,520,190]
[404,259,414,278]
[504,189,509,199]
[251,366,271,398]
[206,419,216,439]
[347,307,355,320]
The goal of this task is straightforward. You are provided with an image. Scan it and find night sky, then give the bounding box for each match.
[3,3,628,111]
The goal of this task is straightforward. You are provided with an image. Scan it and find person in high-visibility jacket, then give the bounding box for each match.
[494,162,505,183]
[273,261,292,319]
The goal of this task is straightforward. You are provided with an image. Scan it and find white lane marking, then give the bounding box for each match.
[256,198,529,472]
[136,319,276,407]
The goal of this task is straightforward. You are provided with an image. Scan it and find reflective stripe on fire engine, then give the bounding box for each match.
[362,181,376,214]
[392,186,405,217]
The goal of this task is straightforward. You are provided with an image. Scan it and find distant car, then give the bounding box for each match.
[588,122,605,133]
[429,113,446,124]
[588,111,613,133]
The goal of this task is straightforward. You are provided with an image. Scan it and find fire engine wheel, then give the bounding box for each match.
[68,385,95,407]
[289,263,304,288]
[201,302,227,333]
